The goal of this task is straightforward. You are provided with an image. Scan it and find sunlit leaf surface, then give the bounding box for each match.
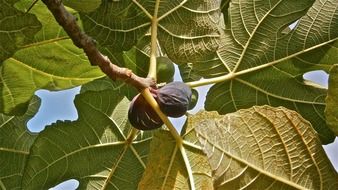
[0,1,104,115]
[203,0,338,144]
[188,106,338,189]
[0,0,337,189]
[139,131,213,190]
[0,0,41,63]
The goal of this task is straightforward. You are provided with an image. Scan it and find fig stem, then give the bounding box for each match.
[141,88,196,190]
[140,88,181,140]
[186,42,334,88]
[186,72,235,87]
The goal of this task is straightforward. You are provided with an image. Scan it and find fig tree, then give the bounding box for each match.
[128,93,163,130]
[156,81,192,118]
[156,56,175,83]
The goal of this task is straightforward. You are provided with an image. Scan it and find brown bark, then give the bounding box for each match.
[41,0,155,90]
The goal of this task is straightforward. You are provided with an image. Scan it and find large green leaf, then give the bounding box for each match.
[22,90,156,189]
[0,0,104,115]
[206,65,334,144]
[81,77,138,100]
[325,64,338,135]
[139,130,213,190]
[188,106,338,189]
[0,96,39,189]
[0,0,41,63]
[156,0,222,64]
[80,0,222,63]
[101,36,151,79]
[291,40,338,72]
[79,1,149,51]
[203,0,338,144]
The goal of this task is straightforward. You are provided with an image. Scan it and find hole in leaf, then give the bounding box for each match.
[170,116,187,133]
[323,137,338,172]
[188,85,212,114]
[49,179,79,190]
[289,20,299,29]
[27,87,80,133]
[303,70,328,89]
[173,64,182,81]
[281,20,299,35]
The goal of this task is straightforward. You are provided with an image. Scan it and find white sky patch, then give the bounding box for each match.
[27,87,80,132]
[49,179,79,190]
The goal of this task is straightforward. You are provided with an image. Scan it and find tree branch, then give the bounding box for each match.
[42,0,183,141]
[41,0,155,90]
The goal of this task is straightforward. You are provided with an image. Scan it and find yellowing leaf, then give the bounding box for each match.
[205,66,335,144]
[138,131,213,190]
[189,106,338,189]
[203,0,338,144]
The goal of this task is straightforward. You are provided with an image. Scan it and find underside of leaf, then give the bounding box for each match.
[22,91,156,189]
[188,106,338,189]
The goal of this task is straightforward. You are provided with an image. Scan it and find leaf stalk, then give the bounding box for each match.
[140,88,181,141]
[147,0,161,79]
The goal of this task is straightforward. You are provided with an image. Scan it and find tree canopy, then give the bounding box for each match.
[0,0,337,189]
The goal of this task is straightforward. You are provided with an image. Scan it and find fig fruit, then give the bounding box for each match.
[128,93,163,130]
[156,82,192,118]
[188,89,198,110]
[156,56,175,83]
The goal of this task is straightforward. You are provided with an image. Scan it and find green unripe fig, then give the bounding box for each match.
[188,89,198,110]
[156,56,175,83]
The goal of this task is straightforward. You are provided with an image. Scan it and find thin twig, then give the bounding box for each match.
[41,0,155,90]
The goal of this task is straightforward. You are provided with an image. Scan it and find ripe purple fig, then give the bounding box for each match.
[128,93,163,130]
[156,82,192,118]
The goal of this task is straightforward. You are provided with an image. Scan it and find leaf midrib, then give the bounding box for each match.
[19,37,69,49]
[8,58,103,81]
[84,14,150,32]
[231,0,284,72]
[0,147,29,155]
[198,134,307,190]
[235,78,326,105]
[25,140,126,186]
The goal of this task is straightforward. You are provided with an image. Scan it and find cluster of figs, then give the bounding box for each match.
[128,57,198,130]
